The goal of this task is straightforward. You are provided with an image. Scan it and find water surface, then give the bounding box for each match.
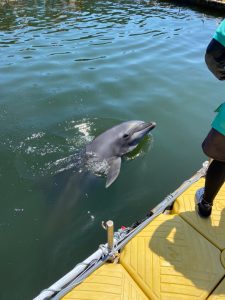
[0,1,224,299]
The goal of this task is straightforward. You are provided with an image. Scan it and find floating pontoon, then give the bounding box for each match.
[34,161,225,300]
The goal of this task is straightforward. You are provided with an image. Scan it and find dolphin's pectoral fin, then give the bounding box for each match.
[105,157,121,188]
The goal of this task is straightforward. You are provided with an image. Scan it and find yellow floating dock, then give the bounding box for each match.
[62,178,225,300]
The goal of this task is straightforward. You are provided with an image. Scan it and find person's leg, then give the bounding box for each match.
[202,128,225,162]
[196,160,225,217]
[204,160,225,204]
[197,126,225,217]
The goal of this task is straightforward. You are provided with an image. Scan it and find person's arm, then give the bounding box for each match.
[205,38,225,80]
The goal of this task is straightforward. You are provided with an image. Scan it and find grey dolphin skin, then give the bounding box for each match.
[86,120,156,188]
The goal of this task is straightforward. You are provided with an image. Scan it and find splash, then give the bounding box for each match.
[14,118,96,179]
[85,152,110,177]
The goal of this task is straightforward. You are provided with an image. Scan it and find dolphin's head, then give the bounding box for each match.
[86,120,156,188]
[118,120,156,154]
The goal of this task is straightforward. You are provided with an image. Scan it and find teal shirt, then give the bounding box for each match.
[211,20,225,135]
[212,103,225,136]
[213,19,225,47]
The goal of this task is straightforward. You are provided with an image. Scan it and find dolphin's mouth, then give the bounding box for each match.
[127,121,156,147]
[136,121,156,133]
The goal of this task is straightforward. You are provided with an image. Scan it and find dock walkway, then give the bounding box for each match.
[62,178,225,299]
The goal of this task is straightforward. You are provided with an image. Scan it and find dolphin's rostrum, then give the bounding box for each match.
[86,120,156,188]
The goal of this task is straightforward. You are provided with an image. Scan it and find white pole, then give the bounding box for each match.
[33,247,107,300]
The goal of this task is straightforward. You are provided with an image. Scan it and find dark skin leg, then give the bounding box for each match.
[203,160,225,204]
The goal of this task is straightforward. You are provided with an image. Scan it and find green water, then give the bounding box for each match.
[0,1,225,299]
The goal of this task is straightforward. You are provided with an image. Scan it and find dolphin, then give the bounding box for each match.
[86,120,156,188]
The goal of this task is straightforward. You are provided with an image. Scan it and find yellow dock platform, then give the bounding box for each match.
[61,177,225,300]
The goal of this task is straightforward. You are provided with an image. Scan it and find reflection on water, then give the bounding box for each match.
[0,0,224,299]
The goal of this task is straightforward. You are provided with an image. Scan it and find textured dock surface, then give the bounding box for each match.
[62,178,225,299]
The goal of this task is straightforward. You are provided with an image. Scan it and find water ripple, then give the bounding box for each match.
[0,1,223,300]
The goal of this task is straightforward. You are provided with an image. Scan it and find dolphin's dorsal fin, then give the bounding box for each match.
[105,157,121,188]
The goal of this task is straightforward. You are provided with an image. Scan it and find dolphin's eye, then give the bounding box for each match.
[123,134,129,139]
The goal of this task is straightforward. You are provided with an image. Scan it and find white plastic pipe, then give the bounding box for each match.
[33,247,106,300]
